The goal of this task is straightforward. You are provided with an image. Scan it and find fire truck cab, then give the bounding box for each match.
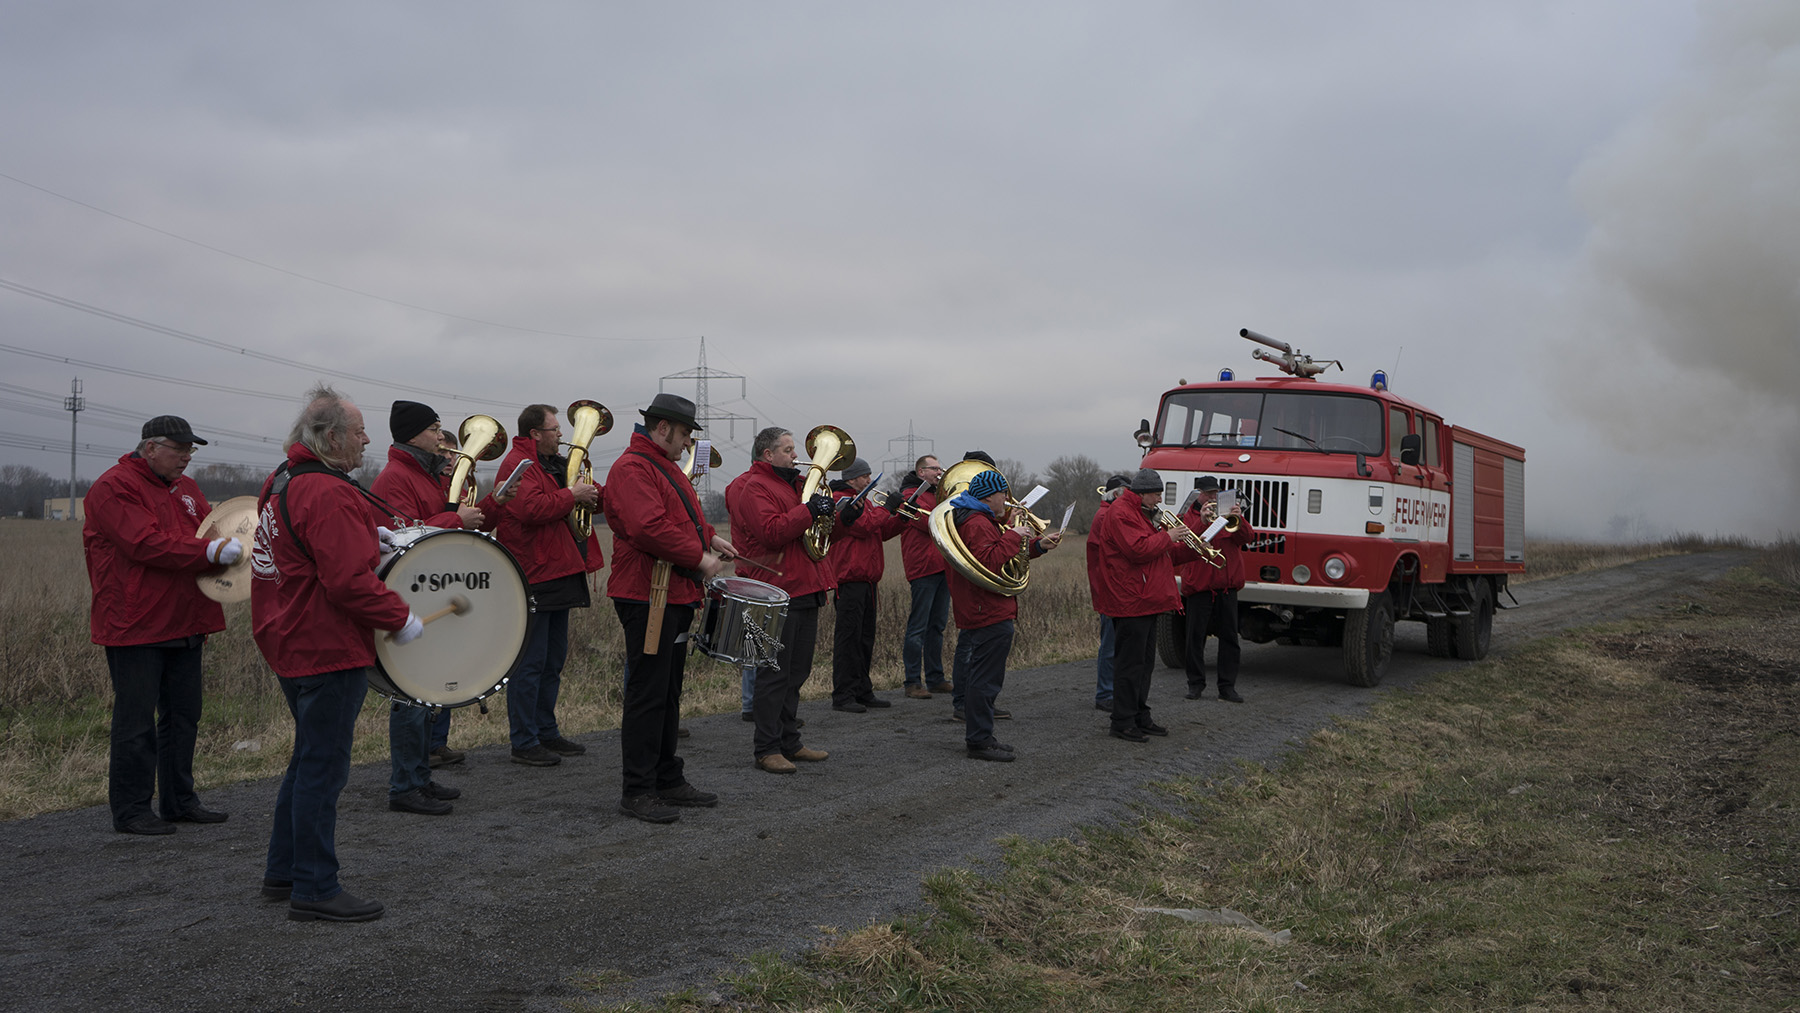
[1142,329,1525,686]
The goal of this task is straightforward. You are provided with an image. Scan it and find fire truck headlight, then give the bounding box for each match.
[1292,564,1312,584]
[1323,556,1348,581]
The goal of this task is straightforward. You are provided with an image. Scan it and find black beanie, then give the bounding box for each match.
[390,401,438,443]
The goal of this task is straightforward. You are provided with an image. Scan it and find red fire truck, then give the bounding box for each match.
[1142,329,1525,686]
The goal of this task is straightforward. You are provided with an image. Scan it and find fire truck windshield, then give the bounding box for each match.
[1154,390,1383,454]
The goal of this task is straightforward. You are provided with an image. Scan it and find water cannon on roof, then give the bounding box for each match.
[1240,328,1342,378]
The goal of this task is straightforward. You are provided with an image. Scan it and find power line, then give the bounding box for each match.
[0,341,302,400]
[0,170,691,345]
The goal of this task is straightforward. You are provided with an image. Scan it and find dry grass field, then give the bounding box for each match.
[0,519,1740,820]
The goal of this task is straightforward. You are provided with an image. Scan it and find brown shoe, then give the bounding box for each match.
[755,754,797,774]
[904,685,932,699]
[785,746,829,762]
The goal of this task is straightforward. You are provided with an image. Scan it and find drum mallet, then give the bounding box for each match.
[387,594,471,641]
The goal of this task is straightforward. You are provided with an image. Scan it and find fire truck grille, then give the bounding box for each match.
[1221,478,1289,554]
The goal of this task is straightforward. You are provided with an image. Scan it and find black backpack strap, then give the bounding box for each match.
[630,451,708,580]
[260,460,384,561]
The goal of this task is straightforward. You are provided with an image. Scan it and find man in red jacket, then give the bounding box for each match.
[492,404,602,767]
[942,467,1061,761]
[252,385,420,923]
[604,393,738,822]
[1084,474,1130,713]
[83,415,236,835]
[894,455,951,699]
[828,457,907,713]
[369,401,489,817]
[725,426,837,774]
[1090,469,1195,742]
[1178,476,1255,703]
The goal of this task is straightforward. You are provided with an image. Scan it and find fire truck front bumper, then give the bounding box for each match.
[1238,582,1371,611]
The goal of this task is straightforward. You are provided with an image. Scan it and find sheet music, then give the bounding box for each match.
[691,440,712,477]
[1057,503,1075,536]
[1021,484,1050,509]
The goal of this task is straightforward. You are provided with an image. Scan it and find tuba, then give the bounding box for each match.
[928,460,1031,596]
[799,425,855,561]
[563,399,614,538]
[446,414,506,507]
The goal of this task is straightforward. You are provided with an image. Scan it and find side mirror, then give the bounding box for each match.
[1399,433,1421,466]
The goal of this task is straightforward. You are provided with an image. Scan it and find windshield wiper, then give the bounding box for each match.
[1272,426,1326,452]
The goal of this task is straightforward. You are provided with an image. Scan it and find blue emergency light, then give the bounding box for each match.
[1370,370,1388,391]
[1218,368,1234,381]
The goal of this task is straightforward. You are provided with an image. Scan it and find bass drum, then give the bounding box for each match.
[370,527,532,708]
[693,576,789,669]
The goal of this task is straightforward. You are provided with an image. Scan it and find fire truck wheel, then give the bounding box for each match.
[1156,612,1187,670]
[1426,617,1454,658]
[1455,579,1493,660]
[1343,591,1394,687]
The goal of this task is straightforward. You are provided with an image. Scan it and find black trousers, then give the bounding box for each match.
[1109,615,1159,731]
[1183,589,1241,691]
[753,592,823,759]
[831,581,879,704]
[106,640,205,825]
[615,601,696,798]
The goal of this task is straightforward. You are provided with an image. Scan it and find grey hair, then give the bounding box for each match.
[287,383,356,468]
[752,426,791,461]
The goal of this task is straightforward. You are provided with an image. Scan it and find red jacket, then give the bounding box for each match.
[1174,503,1257,595]
[943,500,1049,630]
[82,454,226,647]
[1085,493,1116,616]
[371,444,462,529]
[896,479,944,581]
[603,430,718,606]
[1088,493,1191,618]
[492,435,603,585]
[250,445,412,678]
[829,487,907,584]
[724,460,833,599]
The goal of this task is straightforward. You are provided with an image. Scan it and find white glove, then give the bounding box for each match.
[207,537,244,565]
[392,612,425,645]
[376,526,398,553]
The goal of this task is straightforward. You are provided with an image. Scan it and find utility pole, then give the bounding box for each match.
[660,337,757,498]
[63,377,84,521]
[882,419,934,484]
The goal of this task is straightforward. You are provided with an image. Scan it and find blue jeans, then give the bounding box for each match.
[508,609,568,750]
[266,668,367,903]
[429,708,451,750]
[741,665,755,715]
[388,702,431,797]
[1095,615,1116,704]
[960,620,1015,747]
[903,573,951,687]
[104,640,205,826]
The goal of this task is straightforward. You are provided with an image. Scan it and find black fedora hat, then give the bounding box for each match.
[639,393,702,432]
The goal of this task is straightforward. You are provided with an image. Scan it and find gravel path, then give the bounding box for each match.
[2,552,1749,1011]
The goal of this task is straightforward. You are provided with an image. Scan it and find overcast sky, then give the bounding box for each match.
[2,1,1794,538]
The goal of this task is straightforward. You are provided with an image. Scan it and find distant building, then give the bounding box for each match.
[44,496,85,521]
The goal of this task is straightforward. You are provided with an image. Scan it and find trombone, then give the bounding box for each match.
[563,399,614,538]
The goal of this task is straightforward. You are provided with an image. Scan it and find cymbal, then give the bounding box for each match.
[196,496,259,604]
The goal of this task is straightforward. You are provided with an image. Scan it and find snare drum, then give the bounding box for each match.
[370,526,531,708]
[692,576,789,669]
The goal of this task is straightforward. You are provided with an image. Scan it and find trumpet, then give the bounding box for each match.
[563,399,614,539]
[890,480,932,521]
[1155,503,1225,569]
[446,414,506,507]
[799,424,855,561]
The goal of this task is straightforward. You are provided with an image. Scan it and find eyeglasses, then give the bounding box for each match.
[152,440,197,456]
[534,426,562,435]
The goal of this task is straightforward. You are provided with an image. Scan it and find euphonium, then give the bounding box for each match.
[927,460,1031,596]
[563,399,614,538]
[799,425,855,561]
[446,414,506,507]
[1156,503,1225,569]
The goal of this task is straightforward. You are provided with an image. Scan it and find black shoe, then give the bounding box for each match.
[429,745,466,767]
[1219,688,1245,703]
[966,742,1015,762]
[926,682,954,694]
[1095,698,1113,711]
[857,696,892,709]
[658,783,719,808]
[741,711,754,722]
[422,780,460,801]
[831,699,867,713]
[540,735,586,756]
[618,794,679,824]
[261,877,292,901]
[510,745,562,767]
[288,891,383,922]
[115,815,176,835]
[952,708,965,722]
[1110,726,1149,743]
[993,708,1011,720]
[167,804,228,824]
[1137,721,1169,737]
[988,741,1016,752]
[389,788,453,815]
[1184,688,1204,700]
